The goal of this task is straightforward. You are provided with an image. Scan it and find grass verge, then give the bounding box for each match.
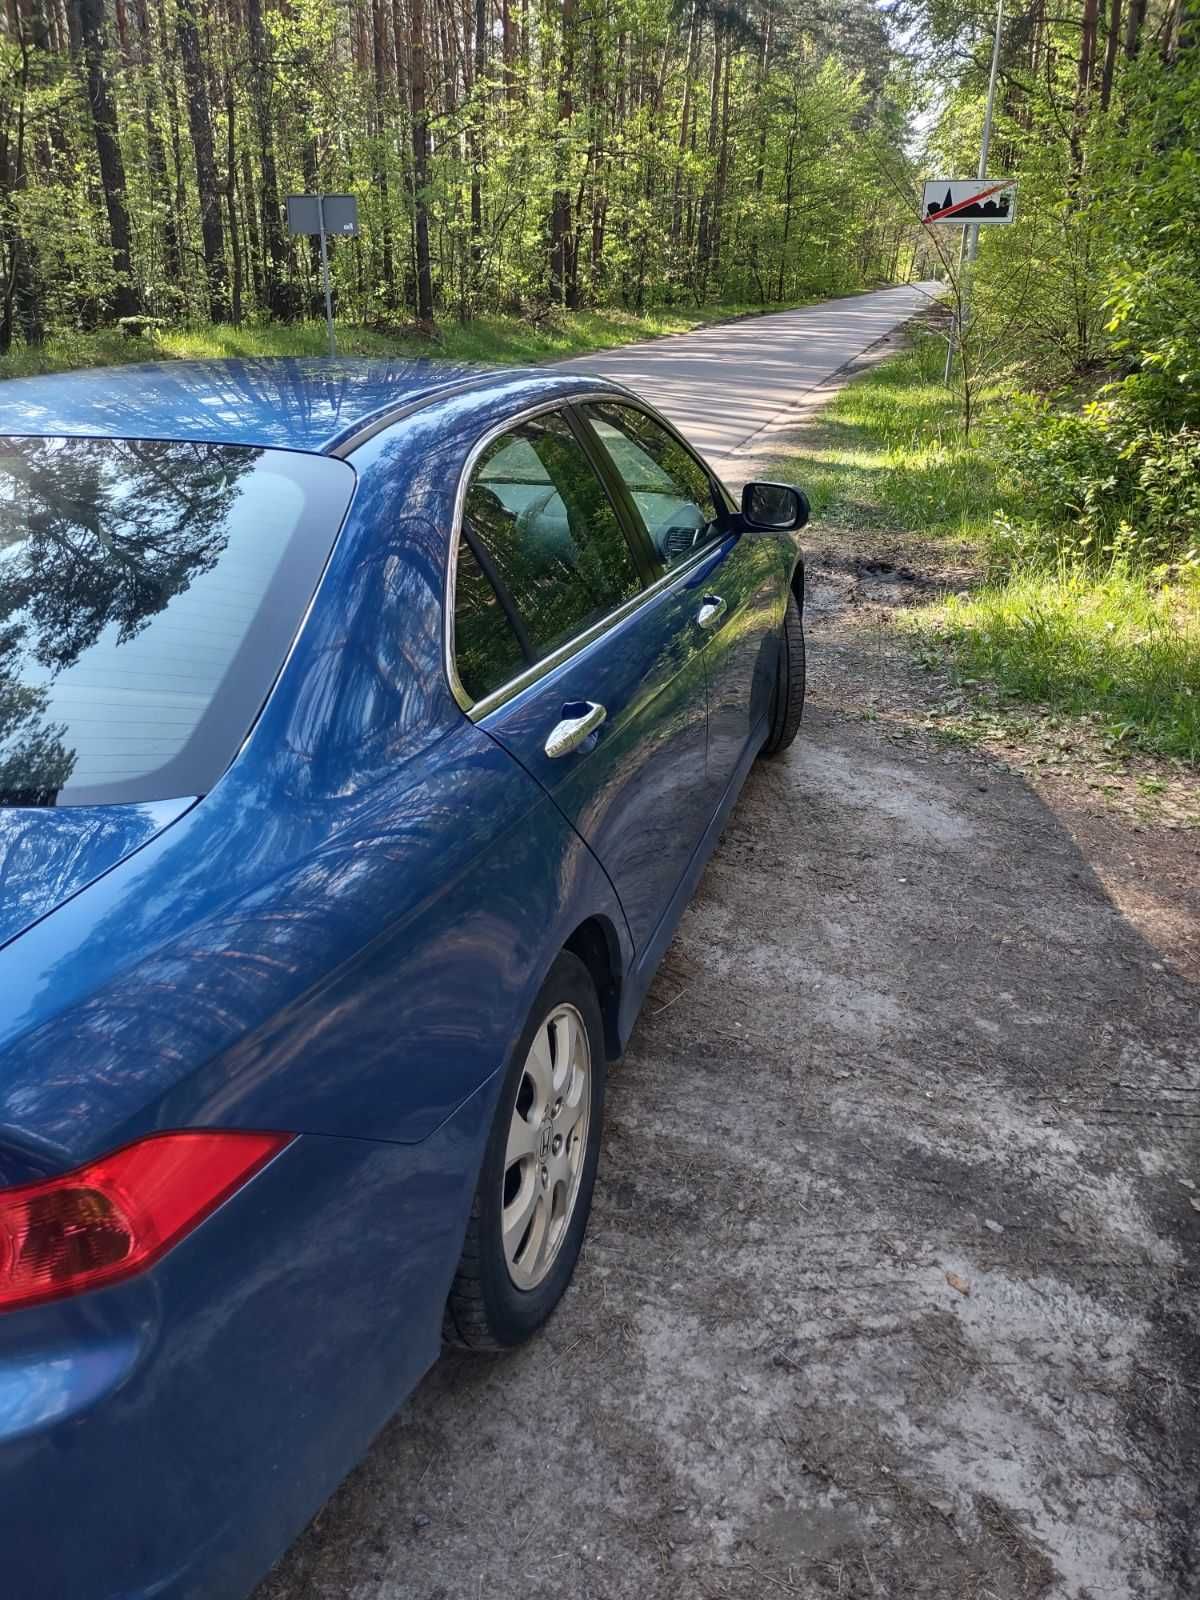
[799,333,1200,766]
[908,569,1200,763]
[0,297,818,381]
[801,334,1007,539]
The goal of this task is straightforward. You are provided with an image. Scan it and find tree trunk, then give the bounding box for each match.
[409,0,434,320]
[225,85,242,326]
[0,39,46,349]
[549,0,577,307]
[696,19,722,294]
[672,1,699,246]
[754,0,773,194]
[371,0,396,306]
[1078,0,1101,98]
[711,24,732,289]
[1123,0,1146,56]
[501,0,514,98]
[1099,0,1122,107]
[469,0,485,289]
[177,0,227,321]
[246,0,289,317]
[135,0,181,291]
[75,0,139,318]
[240,144,263,304]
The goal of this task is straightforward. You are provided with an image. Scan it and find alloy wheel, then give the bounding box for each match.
[501,1002,591,1290]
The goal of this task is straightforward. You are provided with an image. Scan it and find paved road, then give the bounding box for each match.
[559,281,940,476]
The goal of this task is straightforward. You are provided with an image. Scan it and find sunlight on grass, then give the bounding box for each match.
[800,335,1007,539]
[0,298,818,381]
[787,332,1200,766]
[903,569,1200,762]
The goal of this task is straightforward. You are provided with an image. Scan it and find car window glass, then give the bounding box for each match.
[453,411,642,702]
[582,402,723,569]
[0,437,353,807]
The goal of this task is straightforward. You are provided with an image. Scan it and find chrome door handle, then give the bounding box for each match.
[544,700,607,758]
[696,594,727,629]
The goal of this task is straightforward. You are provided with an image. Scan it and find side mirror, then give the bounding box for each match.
[741,481,810,533]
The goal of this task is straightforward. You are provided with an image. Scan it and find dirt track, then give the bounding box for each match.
[258,497,1199,1598]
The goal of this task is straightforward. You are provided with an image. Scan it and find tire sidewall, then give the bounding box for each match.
[473,952,607,1346]
[763,591,804,756]
[767,598,792,746]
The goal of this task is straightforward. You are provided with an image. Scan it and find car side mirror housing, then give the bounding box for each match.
[740,481,810,534]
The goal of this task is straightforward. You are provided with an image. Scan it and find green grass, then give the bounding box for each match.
[800,334,1009,539]
[904,569,1200,763]
[792,332,1200,765]
[0,298,817,381]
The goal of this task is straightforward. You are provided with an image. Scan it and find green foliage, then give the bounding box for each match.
[1094,47,1200,428]
[907,569,1200,762]
[0,0,922,347]
[990,396,1200,572]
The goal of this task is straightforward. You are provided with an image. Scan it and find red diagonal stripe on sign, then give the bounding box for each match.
[923,181,1012,224]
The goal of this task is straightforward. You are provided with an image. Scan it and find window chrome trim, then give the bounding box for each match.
[443,392,729,720]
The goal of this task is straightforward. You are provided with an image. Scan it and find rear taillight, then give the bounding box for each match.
[0,1130,290,1313]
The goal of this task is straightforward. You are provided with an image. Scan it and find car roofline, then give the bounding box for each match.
[325,368,640,458]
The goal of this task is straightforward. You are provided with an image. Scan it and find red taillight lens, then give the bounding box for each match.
[0,1130,290,1313]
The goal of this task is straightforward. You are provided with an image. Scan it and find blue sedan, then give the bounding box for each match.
[0,359,808,1599]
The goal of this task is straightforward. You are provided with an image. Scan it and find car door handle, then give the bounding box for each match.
[696,594,727,629]
[544,700,607,759]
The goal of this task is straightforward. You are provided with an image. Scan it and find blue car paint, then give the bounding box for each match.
[3,1104,494,1600]
[0,361,800,1599]
[479,546,713,951]
[0,356,499,452]
[0,798,193,953]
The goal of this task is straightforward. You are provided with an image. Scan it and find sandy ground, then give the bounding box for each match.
[257,308,1199,1600]
[258,541,1199,1600]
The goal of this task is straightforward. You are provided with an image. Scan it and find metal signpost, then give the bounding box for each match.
[922,0,1012,384]
[286,194,359,358]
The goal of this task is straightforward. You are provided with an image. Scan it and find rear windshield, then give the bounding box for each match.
[0,437,354,807]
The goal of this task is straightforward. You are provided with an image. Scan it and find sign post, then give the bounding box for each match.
[922,0,1008,385]
[286,194,360,358]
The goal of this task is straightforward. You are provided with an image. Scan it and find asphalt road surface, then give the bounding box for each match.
[558,281,941,476]
[256,287,1197,1600]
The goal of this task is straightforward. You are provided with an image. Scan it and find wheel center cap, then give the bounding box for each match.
[538,1121,552,1161]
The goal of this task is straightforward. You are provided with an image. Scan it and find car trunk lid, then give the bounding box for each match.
[0,798,193,950]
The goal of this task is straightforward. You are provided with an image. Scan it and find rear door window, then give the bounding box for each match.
[452,410,643,703]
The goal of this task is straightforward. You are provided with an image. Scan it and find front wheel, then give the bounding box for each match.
[760,590,806,758]
[444,952,607,1351]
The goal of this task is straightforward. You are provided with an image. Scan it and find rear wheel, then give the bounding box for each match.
[444,952,606,1350]
[760,589,806,758]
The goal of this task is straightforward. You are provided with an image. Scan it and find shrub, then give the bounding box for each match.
[990,393,1200,573]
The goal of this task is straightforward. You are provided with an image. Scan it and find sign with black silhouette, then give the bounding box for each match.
[921,180,1017,225]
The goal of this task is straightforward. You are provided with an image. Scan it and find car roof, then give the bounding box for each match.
[0,357,590,455]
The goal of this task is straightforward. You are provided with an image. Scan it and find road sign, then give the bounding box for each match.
[286,195,360,357]
[286,194,359,237]
[921,179,1017,226]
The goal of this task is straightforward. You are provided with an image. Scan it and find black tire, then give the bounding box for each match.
[444,952,607,1351]
[760,589,806,758]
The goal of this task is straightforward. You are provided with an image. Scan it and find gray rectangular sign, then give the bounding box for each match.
[286,194,359,237]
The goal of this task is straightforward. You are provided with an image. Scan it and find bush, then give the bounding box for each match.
[990,393,1200,573]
